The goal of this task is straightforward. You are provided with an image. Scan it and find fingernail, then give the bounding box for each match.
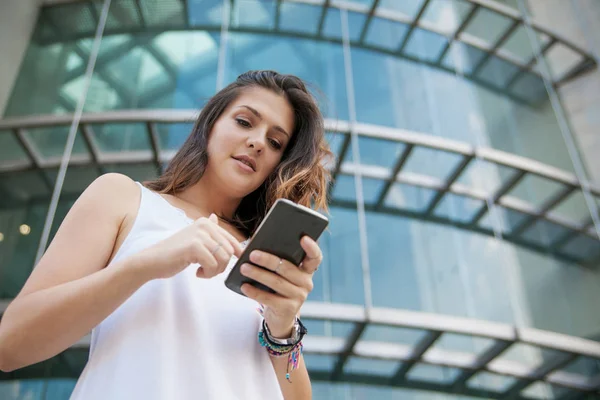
[249,251,260,263]
[241,264,251,274]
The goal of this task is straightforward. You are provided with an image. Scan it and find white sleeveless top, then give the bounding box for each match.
[70,182,284,400]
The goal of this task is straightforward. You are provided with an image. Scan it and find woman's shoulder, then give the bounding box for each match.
[83,173,141,217]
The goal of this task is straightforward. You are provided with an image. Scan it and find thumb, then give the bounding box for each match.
[209,213,218,224]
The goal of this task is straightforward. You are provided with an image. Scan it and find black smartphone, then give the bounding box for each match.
[225,199,329,297]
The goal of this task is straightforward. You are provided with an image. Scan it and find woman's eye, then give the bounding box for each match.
[236,118,251,128]
[269,139,282,150]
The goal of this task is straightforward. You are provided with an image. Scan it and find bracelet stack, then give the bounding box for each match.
[258,323,303,382]
[256,305,305,383]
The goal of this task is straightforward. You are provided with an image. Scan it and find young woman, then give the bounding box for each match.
[0,70,332,399]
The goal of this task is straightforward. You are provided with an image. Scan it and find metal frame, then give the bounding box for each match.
[34,0,597,108]
[0,111,598,266]
[2,301,599,399]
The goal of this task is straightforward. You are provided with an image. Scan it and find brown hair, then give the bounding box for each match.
[145,70,332,236]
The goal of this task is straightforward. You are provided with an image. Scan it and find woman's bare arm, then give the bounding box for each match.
[0,173,150,371]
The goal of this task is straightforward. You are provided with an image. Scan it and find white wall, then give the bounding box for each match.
[0,0,41,116]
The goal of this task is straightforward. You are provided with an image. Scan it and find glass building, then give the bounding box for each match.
[1,0,600,398]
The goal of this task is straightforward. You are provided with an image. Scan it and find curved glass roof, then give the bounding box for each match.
[1,299,599,398]
[0,111,598,265]
[36,0,597,107]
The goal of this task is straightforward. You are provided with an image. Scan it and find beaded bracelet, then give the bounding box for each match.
[257,304,304,383]
[258,327,303,382]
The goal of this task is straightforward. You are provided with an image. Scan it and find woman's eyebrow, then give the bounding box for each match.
[237,105,290,138]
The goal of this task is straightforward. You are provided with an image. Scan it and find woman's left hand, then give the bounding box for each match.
[240,235,322,338]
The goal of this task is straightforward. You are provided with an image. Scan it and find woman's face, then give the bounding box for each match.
[206,86,295,197]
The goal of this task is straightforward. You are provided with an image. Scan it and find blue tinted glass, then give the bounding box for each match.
[494,207,529,234]
[421,0,473,35]
[362,178,386,204]
[323,8,366,41]
[477,55,522,88]
[318,207,366,305]
[157,123,193,151]
[347,137,405,169]
[351,50,432,132]
[379,0,424,18]
[279,2,321,34]
[332,175,383,205]
[188,0,222,25]
[406,364,461,383]
[442,41,487,75]
[519,219,572,248]
[467,371,517,392]
[509,174,565,209]
[344,357,400,376]
[325,132,346,160]
[560,234,600,263]
[434,193,484,223]
[362,325,426,345]
[332,174,357,202]
[404,28,448,62]
[24,127,86,159]
[146,31,220,108]
[510,71,547,104]
[299,320,355,338]
[226,34,348,120]
[462,7,513,46]
[402,147,463,180]
[342,0,374,7]
[561,356,600,378]
[91,123,150,152]
[232,0,276,29]
[304,354,337,372]
[364,17,408,50]
[365,213,424,309]
[384,183,437,212]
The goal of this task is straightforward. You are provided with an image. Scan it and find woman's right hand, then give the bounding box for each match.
[128,214,244,281]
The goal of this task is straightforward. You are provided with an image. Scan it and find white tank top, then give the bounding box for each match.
[70,182,284,400]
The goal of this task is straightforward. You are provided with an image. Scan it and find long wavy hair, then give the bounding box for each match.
[145,70,333,237]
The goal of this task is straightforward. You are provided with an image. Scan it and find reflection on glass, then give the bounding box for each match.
[188,0,222,26]
[103,163,159,182]
[157,123,194,151]
[434,193,485,223]
[226,33,348,121]
[318,207,366,305]
[402,147,463,181]
[304,354,336,372]
[279,2,321,34]
[421,0,472,35]
[379,0,425,19]
[364,17,408,50]
[0,131,28,163]
[0,379,77,400]
[384,184,437,212]
[322,9,366,41]
[91,123,151,152]
[404,28,448,62]
[362,325,425,345]
[462,7,514,46]
[0,194,49,298]
[466,371,517,392]
[344,357,400,376]
[232,0,276,29]
[406,363,461,383]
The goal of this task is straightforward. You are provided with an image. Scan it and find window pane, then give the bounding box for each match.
[364,17,408,50]
[226,33,348,121]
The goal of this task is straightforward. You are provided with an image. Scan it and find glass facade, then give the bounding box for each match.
[1,0,600,399]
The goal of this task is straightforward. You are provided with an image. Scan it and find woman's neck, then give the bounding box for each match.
[176,178,241,219]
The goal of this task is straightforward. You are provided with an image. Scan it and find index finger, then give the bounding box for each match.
[204,219,244,257]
